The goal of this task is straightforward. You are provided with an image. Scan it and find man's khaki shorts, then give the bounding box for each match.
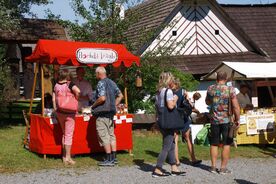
[96,117,116,146]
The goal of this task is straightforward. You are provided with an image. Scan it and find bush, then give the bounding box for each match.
[0,45,19,105]
[118,57,199,114]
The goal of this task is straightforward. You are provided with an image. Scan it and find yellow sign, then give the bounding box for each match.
[246,114,275,135]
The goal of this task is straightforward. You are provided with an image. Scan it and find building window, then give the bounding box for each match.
[215,30,219,35]
[172,30,177,36]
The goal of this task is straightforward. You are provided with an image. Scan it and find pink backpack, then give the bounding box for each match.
[54,82,78,113]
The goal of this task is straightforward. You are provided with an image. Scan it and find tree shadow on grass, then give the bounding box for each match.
[255,144,276,158]
[234,179,257,184]
[133,159,154,172]
[87,152,105,162]
[0,122,13,129]
[145,150,159,157]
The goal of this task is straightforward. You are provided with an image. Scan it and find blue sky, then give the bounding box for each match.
[28,0,276,22]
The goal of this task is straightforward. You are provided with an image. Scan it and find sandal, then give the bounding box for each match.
[171,171,186,176]
[152,171,170,178]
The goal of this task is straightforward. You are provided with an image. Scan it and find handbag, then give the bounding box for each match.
[228,87,238,139]
[181,94,192,117]
[157,89,185,130]
[56,82,78,113]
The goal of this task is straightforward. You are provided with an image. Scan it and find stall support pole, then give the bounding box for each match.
[28,63,39,115]
[124,87,128,107]
[265,79,276,106]
[128,149,133,156]
[41,64,45,116]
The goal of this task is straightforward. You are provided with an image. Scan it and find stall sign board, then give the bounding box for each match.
[76,48,118,64]
[246,114,275,135]
[252,97,258,108]
[239,115,247,125]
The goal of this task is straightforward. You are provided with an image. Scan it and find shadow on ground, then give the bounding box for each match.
[235,179,257,184]
[145,150,159,158]
[133,159,154,172]
[259,144,276,158]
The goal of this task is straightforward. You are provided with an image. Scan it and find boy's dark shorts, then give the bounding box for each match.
[209,123,233,146]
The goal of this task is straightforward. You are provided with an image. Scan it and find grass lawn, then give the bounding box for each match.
[0,126,275,173]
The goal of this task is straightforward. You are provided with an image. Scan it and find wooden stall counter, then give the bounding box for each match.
[236,113,276,145]
[29,113,133,155]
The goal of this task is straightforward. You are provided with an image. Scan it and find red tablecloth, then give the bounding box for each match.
[29,114,133,155]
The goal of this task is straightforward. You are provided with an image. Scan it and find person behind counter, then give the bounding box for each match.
[91,66,123,167]
[237,84,253,111]
[72,67,93,111]
[53,69,80,165]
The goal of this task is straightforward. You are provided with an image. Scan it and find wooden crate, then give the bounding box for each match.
[236,124,276,145]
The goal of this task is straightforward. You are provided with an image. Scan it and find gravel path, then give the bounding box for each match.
[0,158,276,184]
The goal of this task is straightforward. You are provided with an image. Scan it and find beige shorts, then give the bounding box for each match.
[96,117,116,146]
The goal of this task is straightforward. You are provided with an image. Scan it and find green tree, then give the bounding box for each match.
[0,0,50,31]
[51,0,141,46]
[0,0,52,105]
[119,52,199,114]
[47,0,199,113]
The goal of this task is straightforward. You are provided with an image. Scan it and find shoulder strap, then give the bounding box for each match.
[164,88,169,108]
[228,86,233,116]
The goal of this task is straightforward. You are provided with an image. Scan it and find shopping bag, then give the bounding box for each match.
[195,123,211,146]
[157,89,185,130]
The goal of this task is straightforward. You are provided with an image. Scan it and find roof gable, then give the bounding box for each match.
[141,0,260,56]
[125,0,180,52]
[127,1,276,75]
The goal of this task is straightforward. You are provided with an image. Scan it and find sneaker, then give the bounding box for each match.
[98,159,115,167]
[112,158,119,164]
[171,171,186,176]
[219,168,232,175]
[152,171,170,178]
[191,160,202,166]
[209,166,218,174]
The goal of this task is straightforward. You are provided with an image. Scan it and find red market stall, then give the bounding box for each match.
[24,39,140,157]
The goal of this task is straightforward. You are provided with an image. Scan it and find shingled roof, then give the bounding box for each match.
[0,18,68,43]
[126,1,276,75]
[125,0,180,51]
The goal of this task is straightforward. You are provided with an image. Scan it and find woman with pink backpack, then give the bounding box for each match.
[53,69,80,165]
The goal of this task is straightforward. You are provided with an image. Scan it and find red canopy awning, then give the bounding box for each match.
[25,39,140,67]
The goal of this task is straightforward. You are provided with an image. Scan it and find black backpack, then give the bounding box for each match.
[178,89,192,117]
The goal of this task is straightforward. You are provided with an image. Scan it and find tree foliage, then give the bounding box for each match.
[48,0,199,113]
[0,0,51,105]
[0,45,20,104]
[117,53,199,113]
[53,0,142,45]
[0,0,50,31]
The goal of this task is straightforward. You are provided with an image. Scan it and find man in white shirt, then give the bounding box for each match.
[72,67,93,111]
[237,84,253,110]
